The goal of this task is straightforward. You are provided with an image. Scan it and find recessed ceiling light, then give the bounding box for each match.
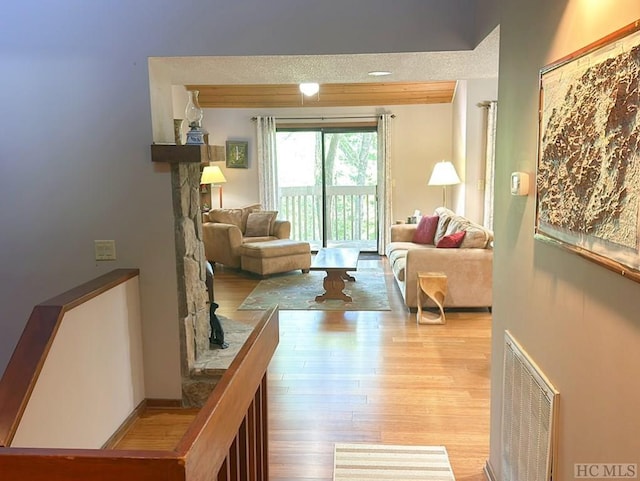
[368,70,392,77]
[299,82,320,96]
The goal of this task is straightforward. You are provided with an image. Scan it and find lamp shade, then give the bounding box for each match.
[428,161,461,186]
[201,165,227,185]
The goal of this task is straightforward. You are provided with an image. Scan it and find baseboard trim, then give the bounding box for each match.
[145,398,183,408]
[101,399,147,449]
[484,459,498,481]
[101,398,184,449]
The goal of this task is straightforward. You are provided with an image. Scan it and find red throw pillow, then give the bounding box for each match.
[412,215,439,244]
[436,230,466,248]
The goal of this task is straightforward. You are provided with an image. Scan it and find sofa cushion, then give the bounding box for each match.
[245,210,277,237]
[443,214,493,249]
[460,225,492,249]
[208,208,243,229]
[392,256,407,282]
[436,230,466,248]
[412,215,439,244]
[387,248,407,270]
[433,207,455,244]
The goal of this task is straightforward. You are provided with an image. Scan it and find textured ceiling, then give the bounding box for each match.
[151,26,499,86]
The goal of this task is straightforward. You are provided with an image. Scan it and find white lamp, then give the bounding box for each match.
[201,165,227,208]
[428,160,461,207]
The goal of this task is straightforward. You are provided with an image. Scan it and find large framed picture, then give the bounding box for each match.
[535,20,640,282]
[226,140,248,168]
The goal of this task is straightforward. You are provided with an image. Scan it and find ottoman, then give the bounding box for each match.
[239,239,311,276]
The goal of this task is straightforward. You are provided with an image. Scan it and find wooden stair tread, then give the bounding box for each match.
[108,407,200,451]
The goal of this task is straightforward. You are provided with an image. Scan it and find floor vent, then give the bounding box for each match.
[502,330,559,481]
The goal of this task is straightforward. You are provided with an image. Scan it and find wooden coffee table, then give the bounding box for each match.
[310,248,360,302]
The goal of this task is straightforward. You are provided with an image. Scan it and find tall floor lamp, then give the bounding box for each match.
[201,165,227,208]
[428,160,461,208]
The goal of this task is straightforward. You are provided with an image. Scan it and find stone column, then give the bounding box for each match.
[170,162,213,404]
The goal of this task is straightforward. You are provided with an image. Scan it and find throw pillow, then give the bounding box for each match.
[412,215,439,244]
[433,207,455,244]
[436,230,466,248]
[208,208,243,229]
[245,211,278,237]
[240,203,263,231]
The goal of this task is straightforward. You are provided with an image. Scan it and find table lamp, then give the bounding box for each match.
[201,165,227,208]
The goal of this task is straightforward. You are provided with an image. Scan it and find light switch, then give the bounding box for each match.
[95,240,116,261]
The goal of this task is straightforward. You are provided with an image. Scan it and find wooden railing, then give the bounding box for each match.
[0,269,279,481]
[280,185,378,250]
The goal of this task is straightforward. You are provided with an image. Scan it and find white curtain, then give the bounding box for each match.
[483,101,498,230]
[255,116,278,210]
[377,114,393,254]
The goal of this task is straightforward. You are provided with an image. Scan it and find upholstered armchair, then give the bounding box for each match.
[202,203,291,268]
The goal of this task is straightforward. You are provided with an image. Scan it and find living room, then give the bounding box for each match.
[1,2,640,481]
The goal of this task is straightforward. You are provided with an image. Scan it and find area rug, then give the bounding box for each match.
[238,269,391,311]
[333,443,455,481]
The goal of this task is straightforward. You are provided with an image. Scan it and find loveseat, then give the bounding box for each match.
[385,207,493,310]
[202,204,291,268]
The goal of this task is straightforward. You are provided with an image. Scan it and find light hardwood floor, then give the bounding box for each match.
[112,257,491,479]
[215,256,492,481]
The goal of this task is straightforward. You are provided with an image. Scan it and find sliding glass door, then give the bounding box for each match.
[276,127,378,251]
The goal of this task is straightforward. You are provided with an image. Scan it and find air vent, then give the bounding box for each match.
[502,330,559,481]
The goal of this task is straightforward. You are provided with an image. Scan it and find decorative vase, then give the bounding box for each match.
[173,119,184,145]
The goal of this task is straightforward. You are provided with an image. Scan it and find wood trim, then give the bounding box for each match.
[0,304,278,481]
[177,307,279,479]
[276,121,377,129]
[0,448,184,481]
[541,18,640,75]
[144,398,183,408]
[101,400,148,449]
[150,144,209,164]
[0,269,139,447]
[187,81,456,108]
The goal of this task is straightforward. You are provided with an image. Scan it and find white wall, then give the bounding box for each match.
[490,2,640,480]
[451,78,498,223]
[202,104,454,222]
[451,81,468,214]
[11,278,144,448]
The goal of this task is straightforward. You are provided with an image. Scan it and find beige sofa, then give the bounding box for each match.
[202,204,291,268]
[385,207,493,310]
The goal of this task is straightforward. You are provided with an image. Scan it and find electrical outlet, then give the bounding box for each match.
[95,240,116,261]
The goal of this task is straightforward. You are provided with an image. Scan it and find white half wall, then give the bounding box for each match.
[11,277,145,449]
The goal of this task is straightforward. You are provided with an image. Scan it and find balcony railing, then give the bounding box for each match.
[279,185,378,251]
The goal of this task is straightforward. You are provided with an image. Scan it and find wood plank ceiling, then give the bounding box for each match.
[187,81,456,108]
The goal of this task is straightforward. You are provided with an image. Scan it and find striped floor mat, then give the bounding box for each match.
[333,443,455,480]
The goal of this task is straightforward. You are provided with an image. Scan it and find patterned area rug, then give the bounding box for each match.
[238,269,391,311]
[333,443,455,481]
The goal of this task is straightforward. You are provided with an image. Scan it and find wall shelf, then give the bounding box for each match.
[150,144,209,164]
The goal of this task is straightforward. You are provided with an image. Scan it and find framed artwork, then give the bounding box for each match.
[226,140,248,168]
[535,20,640,282]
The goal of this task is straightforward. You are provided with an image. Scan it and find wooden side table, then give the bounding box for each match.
[416,271,448,325]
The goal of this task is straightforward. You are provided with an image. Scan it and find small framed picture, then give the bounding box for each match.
[226,140,249,168]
